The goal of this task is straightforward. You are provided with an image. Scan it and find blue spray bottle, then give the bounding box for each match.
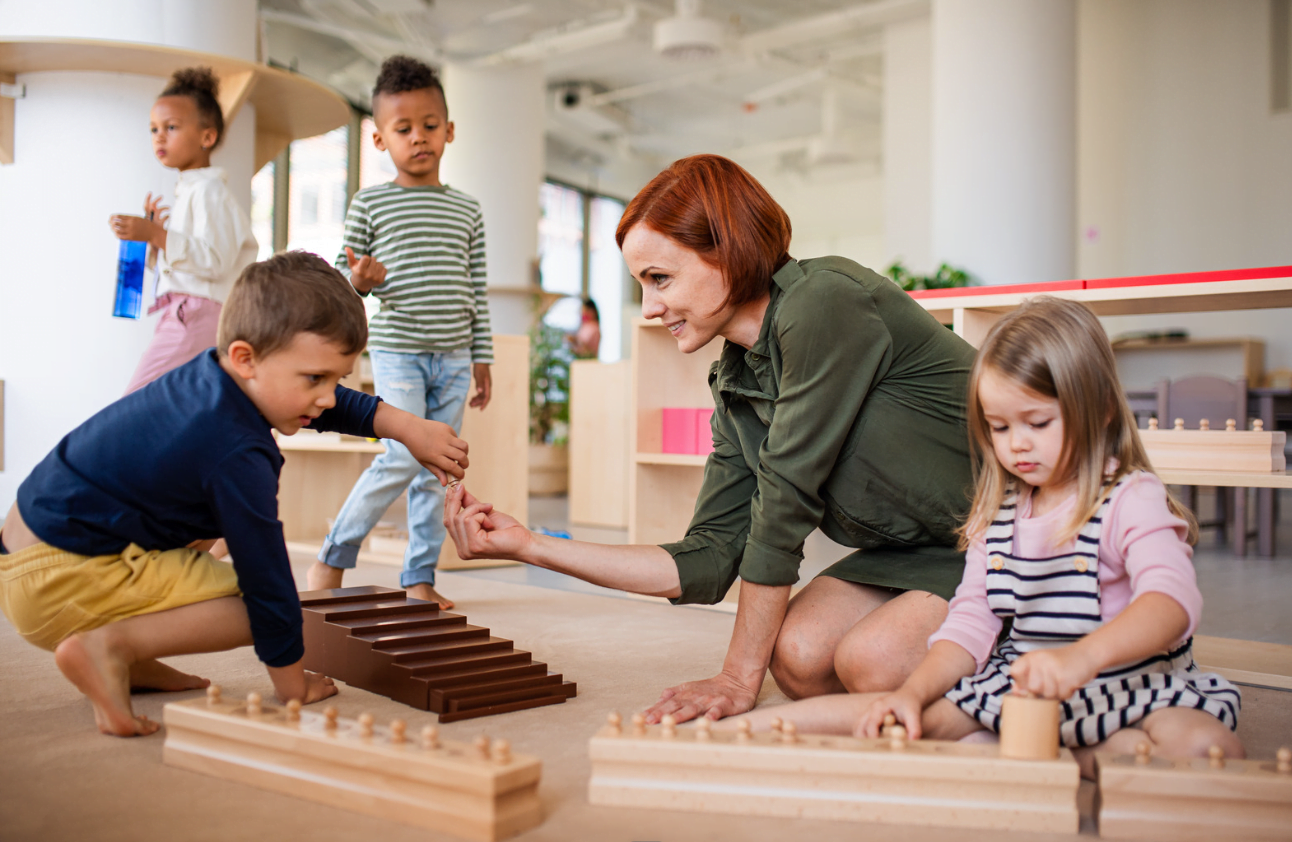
[112,210,154,319]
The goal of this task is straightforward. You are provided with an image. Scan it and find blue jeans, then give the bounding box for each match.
[318,347,472,587]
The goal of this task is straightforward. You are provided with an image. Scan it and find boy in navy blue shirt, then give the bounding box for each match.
[0,252,468,736]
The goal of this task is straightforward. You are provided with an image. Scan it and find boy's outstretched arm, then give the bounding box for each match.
[856,640,977,739]
[371,402,468,485]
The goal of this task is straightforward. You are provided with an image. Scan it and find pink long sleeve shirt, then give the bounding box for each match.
[929,472,1202,670]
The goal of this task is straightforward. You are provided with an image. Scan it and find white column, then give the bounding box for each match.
[882,15,933,274]
[930,0,1076,286]
[438,61,545,338]
[0,0,257,511]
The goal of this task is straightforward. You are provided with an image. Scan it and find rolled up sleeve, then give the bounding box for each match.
[660,411,757,604]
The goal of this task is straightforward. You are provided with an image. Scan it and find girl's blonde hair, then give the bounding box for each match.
[957,296,1197,549]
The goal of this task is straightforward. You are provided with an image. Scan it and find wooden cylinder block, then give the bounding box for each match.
[999,694,1060,760]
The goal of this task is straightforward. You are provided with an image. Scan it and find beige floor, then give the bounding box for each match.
[2,549,1291,842]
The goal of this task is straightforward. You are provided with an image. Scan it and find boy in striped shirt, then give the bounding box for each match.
[307,56,492,610]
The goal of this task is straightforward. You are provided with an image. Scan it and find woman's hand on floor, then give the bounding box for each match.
[644,670,759,724]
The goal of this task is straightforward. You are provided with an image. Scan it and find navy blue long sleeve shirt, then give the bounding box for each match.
[17,349,381,667]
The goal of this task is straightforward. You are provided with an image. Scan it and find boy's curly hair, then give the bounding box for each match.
[373,55,445,108]
[160,66,225,149]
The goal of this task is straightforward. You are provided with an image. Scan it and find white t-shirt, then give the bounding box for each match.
[156,166,258,304]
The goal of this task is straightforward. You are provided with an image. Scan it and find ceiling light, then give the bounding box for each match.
[654,0,724,60]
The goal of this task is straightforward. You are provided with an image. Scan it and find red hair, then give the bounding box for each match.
[616,155,792,311]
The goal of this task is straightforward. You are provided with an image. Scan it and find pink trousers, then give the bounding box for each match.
[123,293,222,395]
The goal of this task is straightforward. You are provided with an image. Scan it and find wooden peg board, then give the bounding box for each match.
[163,695,543,842]
[588,719,1080,833]
[1096,750,1292,841]
[1140,427,1286,472]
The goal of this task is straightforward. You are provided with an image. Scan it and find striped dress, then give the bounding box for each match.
[337,182,493,363]
[945,476,1240,748]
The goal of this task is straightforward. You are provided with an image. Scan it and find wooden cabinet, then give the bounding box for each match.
[568,360,630,528]
[628,320,722,545]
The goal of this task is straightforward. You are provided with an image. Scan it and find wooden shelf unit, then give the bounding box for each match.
[628,319,721,545]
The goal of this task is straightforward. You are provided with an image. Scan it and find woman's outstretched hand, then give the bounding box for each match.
[444,483,532,561]
[644,670,759,724]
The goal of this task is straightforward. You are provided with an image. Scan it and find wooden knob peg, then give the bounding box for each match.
[890,724,908,751]
[475,734,491,759]
[1199,418,1210,431]
[420,724,440,750]
[389,719,406,744]
[781,721,798,744]
[1148,417,1159,430]
[881,713,896,737]
[631,713,647,736]
[492,739,511,764]
[246,692,262,716]
[286,699,301,722]
[1226,418,1236,431]
[1208,745,1225,768]
[695,717,712,742]
[324,706,339,731]
[770,716,783,734]
[736,720,752,742]
[1174,418,1185,430]
[206,684,222,706]
[1135,742,1151,765]
[358,713,375,738]
[1253,419,1265,431]
[661,715,677,739]
[1277,747,1291,774]
[607,711,622,736]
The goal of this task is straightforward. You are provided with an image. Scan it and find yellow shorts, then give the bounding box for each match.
[0,541,241,651]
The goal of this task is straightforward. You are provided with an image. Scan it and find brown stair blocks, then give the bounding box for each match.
[300,586,576,722]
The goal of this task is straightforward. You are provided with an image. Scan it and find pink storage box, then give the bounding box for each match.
[661,408,699,454]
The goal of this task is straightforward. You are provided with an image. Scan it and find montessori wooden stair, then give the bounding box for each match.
[300,586,576,722]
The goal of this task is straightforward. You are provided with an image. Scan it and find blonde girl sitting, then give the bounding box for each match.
[730,296,1242,779]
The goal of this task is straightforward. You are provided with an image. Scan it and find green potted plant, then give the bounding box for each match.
[528,315,572,495]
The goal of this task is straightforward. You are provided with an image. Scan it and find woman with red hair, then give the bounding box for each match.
[446,155,975,723]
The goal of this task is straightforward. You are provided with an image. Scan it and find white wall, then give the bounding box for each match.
[1079,0,1292,379]
[752,164,887,272]
[0,0,257,514]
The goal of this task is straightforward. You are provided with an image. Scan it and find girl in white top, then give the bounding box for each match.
[722,296,1242,780]
[111,67,258,395]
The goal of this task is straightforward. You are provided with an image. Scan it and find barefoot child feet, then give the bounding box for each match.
[0,252,470,736]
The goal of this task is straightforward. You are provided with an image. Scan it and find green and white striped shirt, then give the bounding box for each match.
[337,182,493,362]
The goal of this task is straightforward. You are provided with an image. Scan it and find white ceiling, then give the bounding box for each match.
[259,0,928,173]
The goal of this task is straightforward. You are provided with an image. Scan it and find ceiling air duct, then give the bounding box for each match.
[654,0,724,60]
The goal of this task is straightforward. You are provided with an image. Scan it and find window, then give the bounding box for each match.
[359,116,398,189]
[286,126,349,264]
[249,161,275,261]
[537,180,628,362]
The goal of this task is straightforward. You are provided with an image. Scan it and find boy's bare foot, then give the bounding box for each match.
[129,658,210,692]
[306,561,345,591]
[54,631,160,737]
[407,583,454,610]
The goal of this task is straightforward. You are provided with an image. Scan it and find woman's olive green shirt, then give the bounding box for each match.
[660,256,977,604]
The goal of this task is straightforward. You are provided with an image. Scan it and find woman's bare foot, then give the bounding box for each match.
[306,561,345,591]
[407,583,454,610]
[129,658,210,692]
[54,631,159,737]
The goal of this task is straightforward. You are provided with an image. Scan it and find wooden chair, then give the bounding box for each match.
[1154,376,1254,555]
